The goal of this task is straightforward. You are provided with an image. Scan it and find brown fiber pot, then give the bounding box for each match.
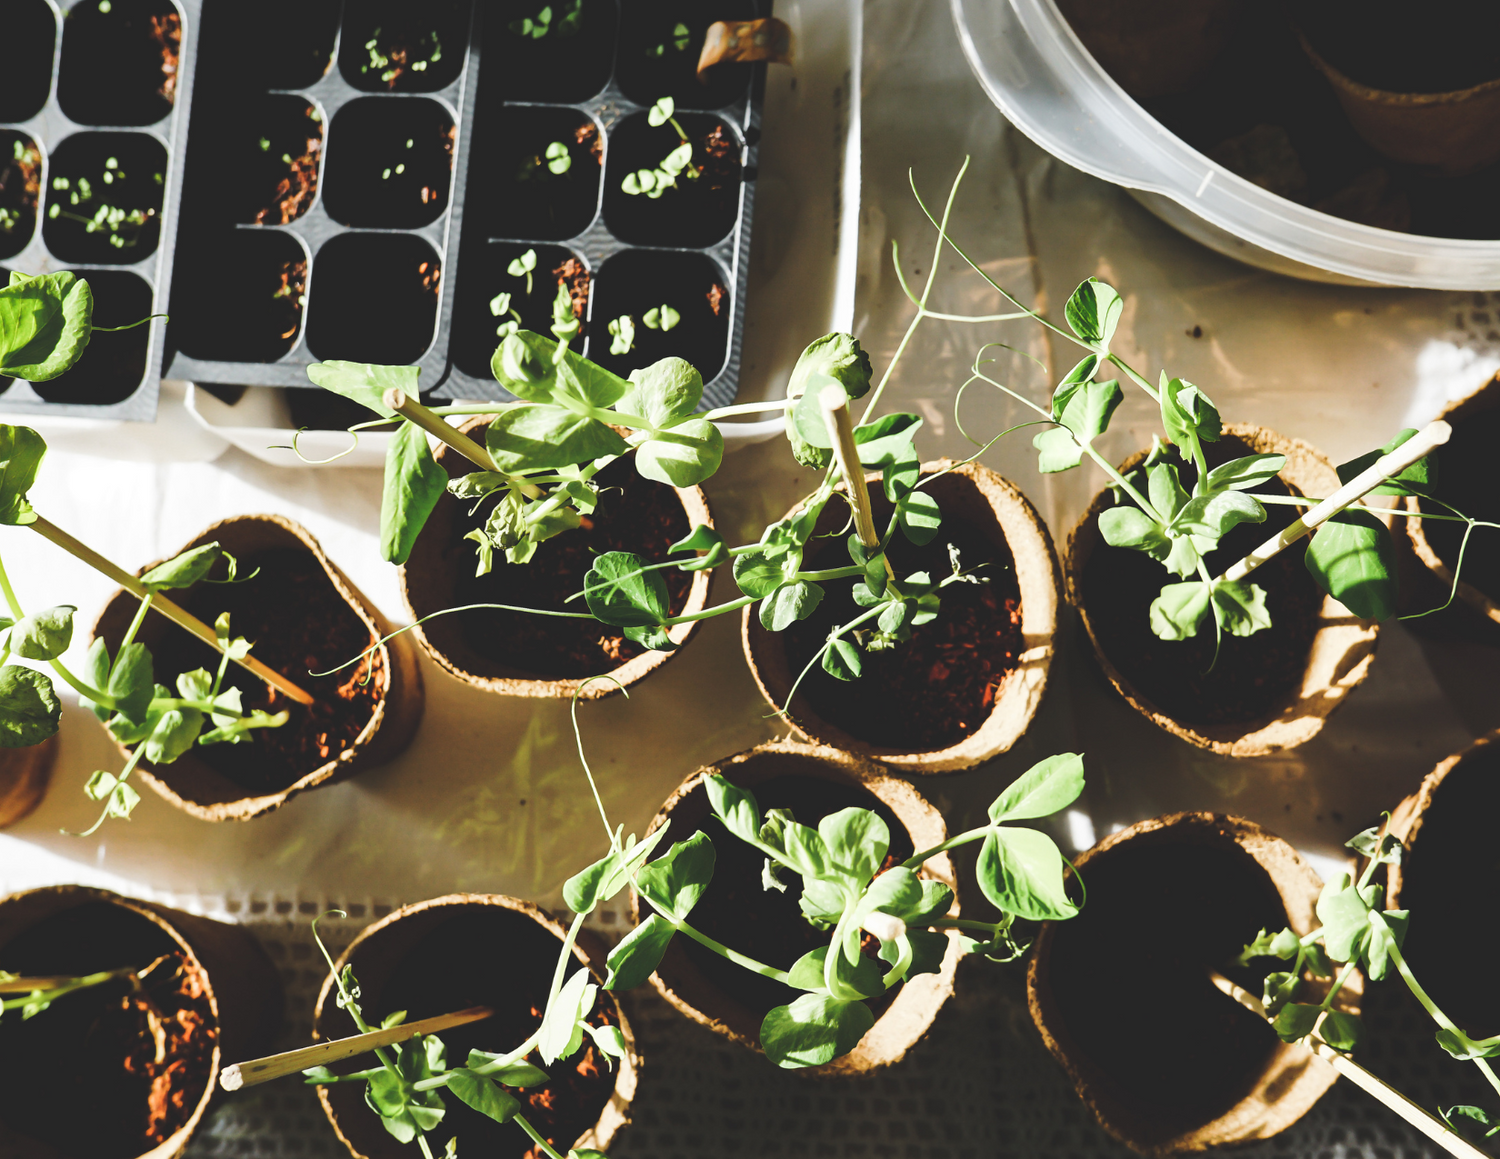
[1028,813,1358,1155]
[313,894,636,1159]
[400,417,713,700]
[0,732,57,828]
[1404,373,1500,636]
[1300,33,1500,176]
[1056,0,1247,99]
[743,460,1062,773]
[0,885,283,1159]
[631,739,960,1075]
[1066,424,1379,756]
[1387,729,1500,1037]
[91,515,425,822]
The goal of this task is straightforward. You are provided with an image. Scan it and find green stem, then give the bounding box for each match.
[1319,959,1360,1012]
[659,594,756,625]
[0,965,137,1011]
[116,593,152,657]
[793,565,862,583]
[1106,353,1162,404]
[512,1112,567,1159]
[73,745,147,838]
[416,1134,436,1159]
[1083,442,1168,524]
[0,544,114,708]
[927,917,1002,933]
[673,916,792,984]
[902,825,990,869]
[703,400,794,421]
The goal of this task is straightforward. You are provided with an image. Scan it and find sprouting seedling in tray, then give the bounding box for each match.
[620,98,697,200]
[510,0,583,40]
[645,21,691,57]
[607,313,635,356]
[508,248,537,297]
[518,141,574,181]
[46,156,159,251]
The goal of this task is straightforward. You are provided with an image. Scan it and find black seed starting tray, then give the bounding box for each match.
[0,0,197,421]
[164,0,771,415]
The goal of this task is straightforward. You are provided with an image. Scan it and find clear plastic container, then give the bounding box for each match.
[950,0,1500,289]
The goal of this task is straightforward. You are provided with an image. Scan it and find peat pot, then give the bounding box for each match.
[632,739,960,1074]
[1067,424,1378,756]
[314,894,636,1159]
[401,417,713,699]
[1029,813,1359,1154]
[0,732,57,828]
[744,460,1062,773]
[93,515,425,821]
[0,885,282,1159]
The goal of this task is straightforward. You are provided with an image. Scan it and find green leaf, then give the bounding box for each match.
[1033,379,1123,473]
[1365,909,1408,981]
[1205,453,1286,492]
[881,444,920,503]
[1149,462,1189,522]
[449,471,510,500]
[634,417,723,487]
[733,541,801,600]
[446,1069,520,1124]
[143,707,203,765]
[1050,354,1101,420]
[1160,375,1222,446]
[2,605,74,661]
[492,331,629,408]
[1273,1002,1322,1043]
[0,666,59,747]
[1172,489,1265,539]
[705,774,761,845]
[1315,872,1372,964]
[905,930,950,977]
[1336,429,1437,497]
[485,404,627,473]
[381,1010,408,1029]
[977,827,1077,921]
[379,422,447,565]
[618,357,703,427]
[585,1021,628,1064]
[1435,1028,1500,1061]
[852,412,922,467]
[787,332,873,402]
[304,362,410,419]
[669,524,725,570]
[1063,278,1123,349]
[896,490,941,546]
[564,827,670,913]
[105,779,140,820]
[106,642,155,723]
[822,636,863,681]
[760,993,875,1069]
[0,272,93,381]
[988,753,1086,822]
[635,830,715,920]
[538,967,596,1065]
[759,581,823,632]
[1304,511,1398,621]
[1319,1010,1363,1051]
[80,638,111,721]
[583,551,670,627]
[1149,581,1211,641]
[1262,971,1299,1016]
[819,807,889,884]
[1098,506,1167,554]
[790,376,844,451]
[604,913,675,989]
[0,425,47,526]
[141,544,222,591]
[1211,580,1271,638]
[1441,1106,1500,1137]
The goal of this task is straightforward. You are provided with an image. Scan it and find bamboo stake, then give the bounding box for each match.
[1208,971,1490,1159]
[1217,421,1450,584]
[219,1005,495,1091]
[819,386,881,551]
[28,517,316,707]
[382,389,543,500]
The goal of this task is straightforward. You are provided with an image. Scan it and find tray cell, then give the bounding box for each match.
[477,105,602,240]
[305,232,442,365]
[200,0,340,91]
[322,97,456,229]
[453,241,588,378]
[174,229,306,362]
[614,0,757,110]
[338,0,472,94]
[31,270,153,405]
[0,133,43,262]
[602,109,741,248]
[588,248,730,385]
[484,0,617,104]
[0,0,56,123]
[41,131,168,264]
[58,0,182,127]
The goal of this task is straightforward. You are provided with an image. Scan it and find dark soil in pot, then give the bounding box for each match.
[1393,743,1500,1037]
[58,0,179,127]
[1043,831,1289,1139]
[174,231,306,363]
[587,249,730,384]
[323,97,455,229]
[454,242,589,379]
[0,132,41,262]
[614,0,757,110]
[318,904,618,1159]
[602,112,741,248]
[1079,437,1323,728]
[1299,0,1500,95]
[31,270,151,404]
[485,0,616,104]
[1419,406,1500,604]
[478,106,602,240]
[305,233,441,364]
[204,0,339,91]
[444,455,692,679]
[338,0,471,93]
[780,501,1024,753]
[145,548,384,794]
[0,901,215,1159]
[0,0,55,123]
[41,131,166,265]
[651,774,914,1018]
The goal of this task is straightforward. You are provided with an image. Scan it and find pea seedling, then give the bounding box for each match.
[607,314,635,356]
[620,98,696,200]
[508,248,537,296]
[360,27,443,86]
[642,304,680,332]
[46,155,159,251]
[1230,822,1500,1158]
[516,141,574,182]
[645,21,692,56]
[510,0,583,39]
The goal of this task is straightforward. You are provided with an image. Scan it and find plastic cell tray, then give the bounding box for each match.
[164,0,771,413]
[0,0,198,421]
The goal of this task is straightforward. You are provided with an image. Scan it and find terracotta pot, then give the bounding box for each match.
[1300,33,1500,176]
[0,884,282,1159]
[1028,813,1359,1155]
[1066,424,1378,756]
[0,732,57,828]
[313,894,636,1159]
[1387,729,1500,1037]
[743,460,1062,773]
[632,739,960,1075]
[1404,372,1500,636]
[1056,0,1248,99]
[400,416,713,700]
[92,515,425,822]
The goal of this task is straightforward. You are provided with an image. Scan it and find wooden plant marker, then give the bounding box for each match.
[220,1005,494,1091]
[819,385,894,581]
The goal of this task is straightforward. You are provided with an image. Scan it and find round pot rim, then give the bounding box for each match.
[0,884,225,1159]
[1299,29,1500,107]
[89,513,414,822]
[629,737,961,1075]
[1065,422,1379,756]
[312,892,637,1159]
[1027,811,1353,1155]
[741,458,1062,773]
[1388,726,1500,909]
[0,730,58,829]
[398,415,714,700]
